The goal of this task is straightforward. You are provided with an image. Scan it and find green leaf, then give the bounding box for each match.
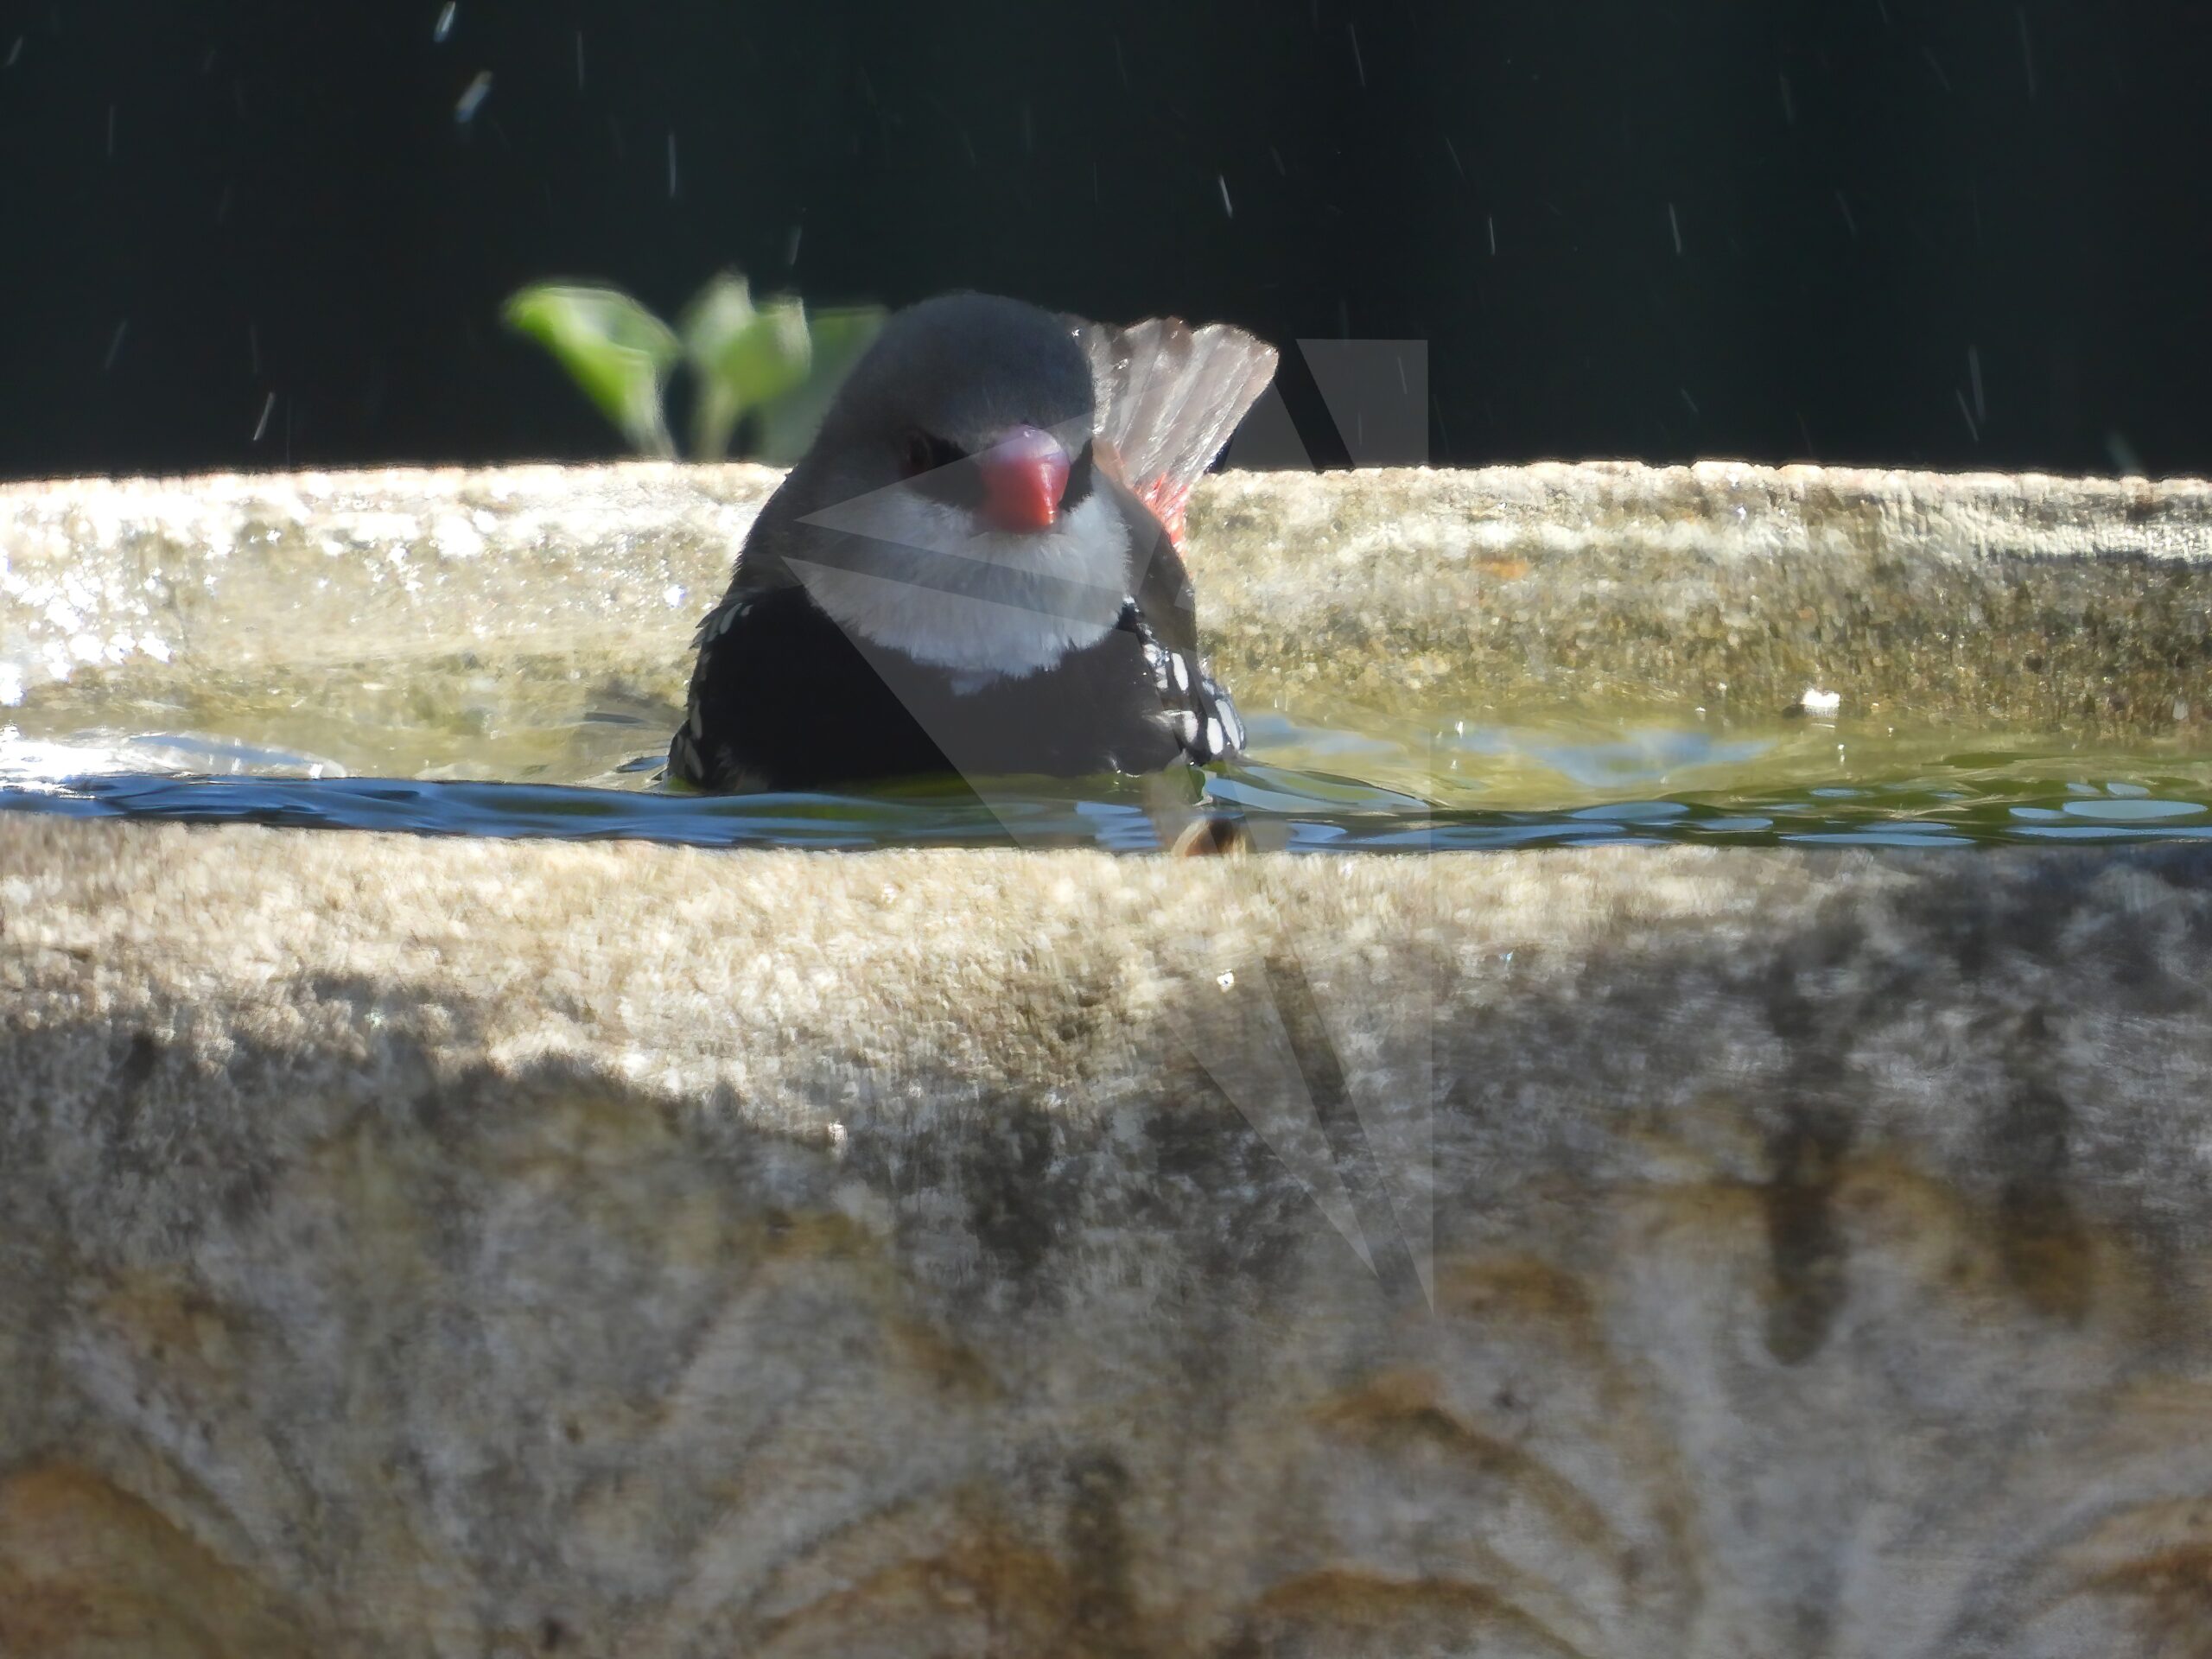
[503,283,680,459]
[752,304,887,466]
[681,273,815,461]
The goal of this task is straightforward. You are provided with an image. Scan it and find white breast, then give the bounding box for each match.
[789,489,1130,677]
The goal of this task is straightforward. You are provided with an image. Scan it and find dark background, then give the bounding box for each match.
[3,0,2206,481]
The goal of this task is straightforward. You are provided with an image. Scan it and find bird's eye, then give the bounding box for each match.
[900,429,964,478]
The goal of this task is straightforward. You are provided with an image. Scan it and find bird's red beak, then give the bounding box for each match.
[976,424,1071,533]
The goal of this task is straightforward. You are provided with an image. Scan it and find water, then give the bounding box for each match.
[4,698,2211,852]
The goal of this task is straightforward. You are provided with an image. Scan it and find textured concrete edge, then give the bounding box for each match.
[8,812,2212,1333]
[4,459,2211,731]
[9,824,2212,1654]
[3,811,2209,1126]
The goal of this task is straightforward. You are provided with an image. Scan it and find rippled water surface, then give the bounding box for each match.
[5,691,2211,852]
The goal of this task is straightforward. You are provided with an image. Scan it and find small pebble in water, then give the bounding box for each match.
[1174,815,1254,858]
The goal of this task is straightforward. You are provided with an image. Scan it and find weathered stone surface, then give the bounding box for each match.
[4,461,2209,740]
[5,816,2212,1656]
[1192,462,2212,732]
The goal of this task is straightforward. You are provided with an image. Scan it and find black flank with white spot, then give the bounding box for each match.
[670,580,1237,793]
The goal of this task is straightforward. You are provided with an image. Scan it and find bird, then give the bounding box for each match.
[667,292,1278,793]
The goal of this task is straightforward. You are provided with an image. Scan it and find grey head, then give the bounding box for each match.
[761,292,1133,676]
[816,291,1096,474]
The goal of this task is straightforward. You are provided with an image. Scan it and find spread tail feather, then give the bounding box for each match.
[1073,316,1278,546]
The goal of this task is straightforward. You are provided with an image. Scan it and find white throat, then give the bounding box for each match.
[789,488,1129,677]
